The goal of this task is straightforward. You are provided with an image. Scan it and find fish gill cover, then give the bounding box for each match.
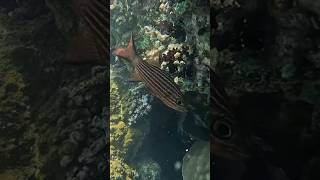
[110,0,210,179]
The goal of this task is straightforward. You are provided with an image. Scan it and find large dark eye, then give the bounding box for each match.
[212,121,232,139]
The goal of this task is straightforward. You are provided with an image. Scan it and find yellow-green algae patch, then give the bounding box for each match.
[0,167,35,180]
[0,47,37,177]
[110,77,144,179]
[0,170,22,180]
[0,56,26,114]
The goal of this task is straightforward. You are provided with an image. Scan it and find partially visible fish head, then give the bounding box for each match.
[112,48,129,60]
[211,118,252,160]
[112,35,137,62]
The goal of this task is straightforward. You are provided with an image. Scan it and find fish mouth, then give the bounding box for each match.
[112,48,123,57]
[111,49,118,56]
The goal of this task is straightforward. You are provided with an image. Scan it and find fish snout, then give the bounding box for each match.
[111,48,119,56]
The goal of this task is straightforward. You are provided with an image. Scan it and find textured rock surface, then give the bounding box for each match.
[211,0,320,179]
[0,0,108,179]
[182,141,210,180]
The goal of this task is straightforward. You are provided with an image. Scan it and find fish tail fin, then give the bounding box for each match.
[65,32,106,65]
[112,34,137,60]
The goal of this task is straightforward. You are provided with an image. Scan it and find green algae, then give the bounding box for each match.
[174,0,189,15]
[0,56,26,115]
[110,77,145,179]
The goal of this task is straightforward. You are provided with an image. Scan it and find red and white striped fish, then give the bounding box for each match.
[113,36,187,112]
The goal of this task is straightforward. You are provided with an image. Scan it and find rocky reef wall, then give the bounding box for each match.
[211,0,320,179]
[110,0,211,179]
[0,0,108,179]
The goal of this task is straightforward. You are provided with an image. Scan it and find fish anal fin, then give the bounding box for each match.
[129,69,141,82]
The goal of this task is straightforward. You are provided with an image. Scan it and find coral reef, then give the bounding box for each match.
[111,0,210,179]
[109,70,151,179]
[111,0,210,94]
[182,140,210,180]
[0,0,108,179]
[135,159,161,180]
[211,0,320,179]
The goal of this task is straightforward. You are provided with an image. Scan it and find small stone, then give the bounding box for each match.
[76,167,89,180]
[62,141,78,155]
[74,95,83,106]
[281,64,296,79]
[60,155,73,167]
[70,131,85,144]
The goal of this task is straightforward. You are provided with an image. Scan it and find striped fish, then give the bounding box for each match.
[65,0,109,65]
[113,36,187,112]
[210,69,251,160]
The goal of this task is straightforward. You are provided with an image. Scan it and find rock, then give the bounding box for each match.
[74,95,83,106]
[60,155,73,167]
[182,140,210,180]
[76,166,89,180]
[299,0,320,15]
[61,140,79,155]
[281,63,296,79]
[70,131,85,144]
[136,159,161,180]
[79,136,105,164]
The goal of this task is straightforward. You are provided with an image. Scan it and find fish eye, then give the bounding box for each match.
[213,121,232,139]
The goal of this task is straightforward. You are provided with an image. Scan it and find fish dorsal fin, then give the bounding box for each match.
[128,34,136,52]
[126,34,137,60]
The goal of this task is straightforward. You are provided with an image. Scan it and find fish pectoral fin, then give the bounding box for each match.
[128,69,142,82]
